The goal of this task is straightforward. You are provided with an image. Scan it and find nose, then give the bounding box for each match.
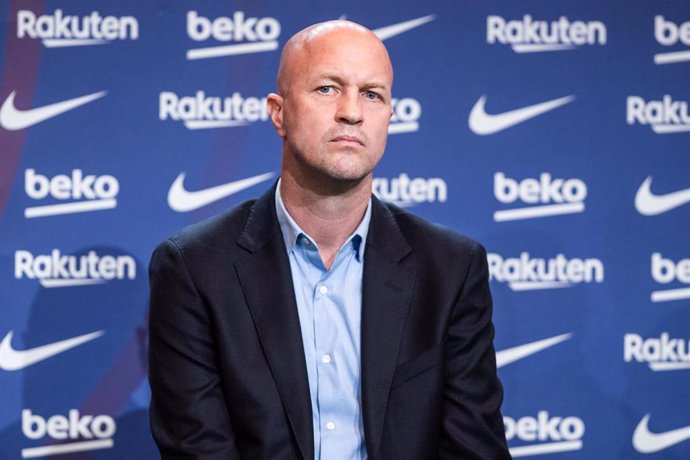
[335,90,363,125]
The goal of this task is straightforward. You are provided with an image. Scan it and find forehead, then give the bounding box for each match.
[290,29,393,87]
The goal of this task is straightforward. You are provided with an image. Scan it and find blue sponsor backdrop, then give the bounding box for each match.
[1,0,689,458]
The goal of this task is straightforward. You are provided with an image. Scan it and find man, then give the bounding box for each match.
[148,20,510,460]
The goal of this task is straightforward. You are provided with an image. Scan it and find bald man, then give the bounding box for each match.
[148,21,510,460]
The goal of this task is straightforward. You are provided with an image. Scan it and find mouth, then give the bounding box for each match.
[330,135,364,146]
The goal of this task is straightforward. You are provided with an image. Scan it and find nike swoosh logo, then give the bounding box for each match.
[633,414,690,453]
[373,15,435,41]
[0,90,107,131]
[468,94,575,135]
[168,172,275,212]
[496,333,572,368]
[635,176,690,216]
[0,330,104,371]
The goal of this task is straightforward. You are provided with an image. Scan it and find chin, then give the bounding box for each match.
[315,166,371,184]
[326,162,376,181]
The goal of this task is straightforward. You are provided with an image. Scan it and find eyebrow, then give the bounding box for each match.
[315,73,389,91]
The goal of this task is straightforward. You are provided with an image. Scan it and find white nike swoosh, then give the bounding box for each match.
[468,95,575,135]
[0,330,104,371]
[635,176,690,216]
[0,90,107,131]
[168,172,275,212]
[373,15,435,41]
[633,414,690,453]
[496,333,572,368]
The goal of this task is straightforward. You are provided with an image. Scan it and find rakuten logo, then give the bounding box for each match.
[17,9,138,48]
[650,253,690,302]
[389,98,421,134]
[159,91,419,133]
[487,15,606,53]
[159,91,268,130]
[24,169,118,218]
[493,172,586,221]
[15,249,136,288]
[654,16,690,64]
[625,333,690,371]
[627,95,690,134]
[186,10,280,60]
[504,411,585,457]
[22,409,115,458]
[488,252,604,291]
[373,174,446,207]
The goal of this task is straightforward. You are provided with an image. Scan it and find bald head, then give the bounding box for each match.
[266,19,394,189]
[276,20,393,97]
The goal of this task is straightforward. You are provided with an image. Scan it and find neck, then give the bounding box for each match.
[280,167,371,269]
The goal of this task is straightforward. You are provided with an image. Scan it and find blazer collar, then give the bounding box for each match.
[236,182,282,253]
[235,183,314,460]
[361,197,415,459]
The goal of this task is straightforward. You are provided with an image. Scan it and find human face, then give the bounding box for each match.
[268,26,393,185]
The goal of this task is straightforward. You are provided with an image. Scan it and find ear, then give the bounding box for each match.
[267,93,286,137]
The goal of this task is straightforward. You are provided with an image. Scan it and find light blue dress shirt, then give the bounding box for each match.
[275,183,371,460]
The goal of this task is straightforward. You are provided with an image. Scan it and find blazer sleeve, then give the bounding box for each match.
[148,239,241,459]
[439,242,512,460]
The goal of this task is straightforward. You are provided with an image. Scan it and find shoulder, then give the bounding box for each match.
[149,198,261,280]
[163,199,256,256]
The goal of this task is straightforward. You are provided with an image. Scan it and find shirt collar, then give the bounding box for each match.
[275,178,372,261]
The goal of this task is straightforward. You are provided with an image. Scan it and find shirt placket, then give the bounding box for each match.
[314,254,339,457]
[296,233,362,460]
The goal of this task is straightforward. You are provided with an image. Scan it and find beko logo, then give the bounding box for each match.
[22,409,115,458]
[624,333,690,371]
[627,95,690,134]
[24,169,118,218]
[373,174,447,207]
[654,16,690,64]
[389,98,421,134]
[15,250,136,288]
[650,253,690,303]
[493,172,587,221]
[487,15,606,53]
[504,411,585,457]
[488,252,604,291]
[17,9,138,47]
[159,91,268,129]
[186,11,280,60]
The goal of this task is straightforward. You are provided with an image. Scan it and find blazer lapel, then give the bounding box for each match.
[234,186,314,460]
[361,198,415,459]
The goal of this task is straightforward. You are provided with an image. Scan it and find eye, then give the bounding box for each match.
[317,86,334,94]
[363,90,381,101]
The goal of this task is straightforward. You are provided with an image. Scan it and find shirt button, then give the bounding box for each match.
[301,238,310,246]
[318,285,328,295]
[326,421,336,431]
[322,354,332,364]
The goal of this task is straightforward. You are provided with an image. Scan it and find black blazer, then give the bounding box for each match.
[148,185,510,460]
